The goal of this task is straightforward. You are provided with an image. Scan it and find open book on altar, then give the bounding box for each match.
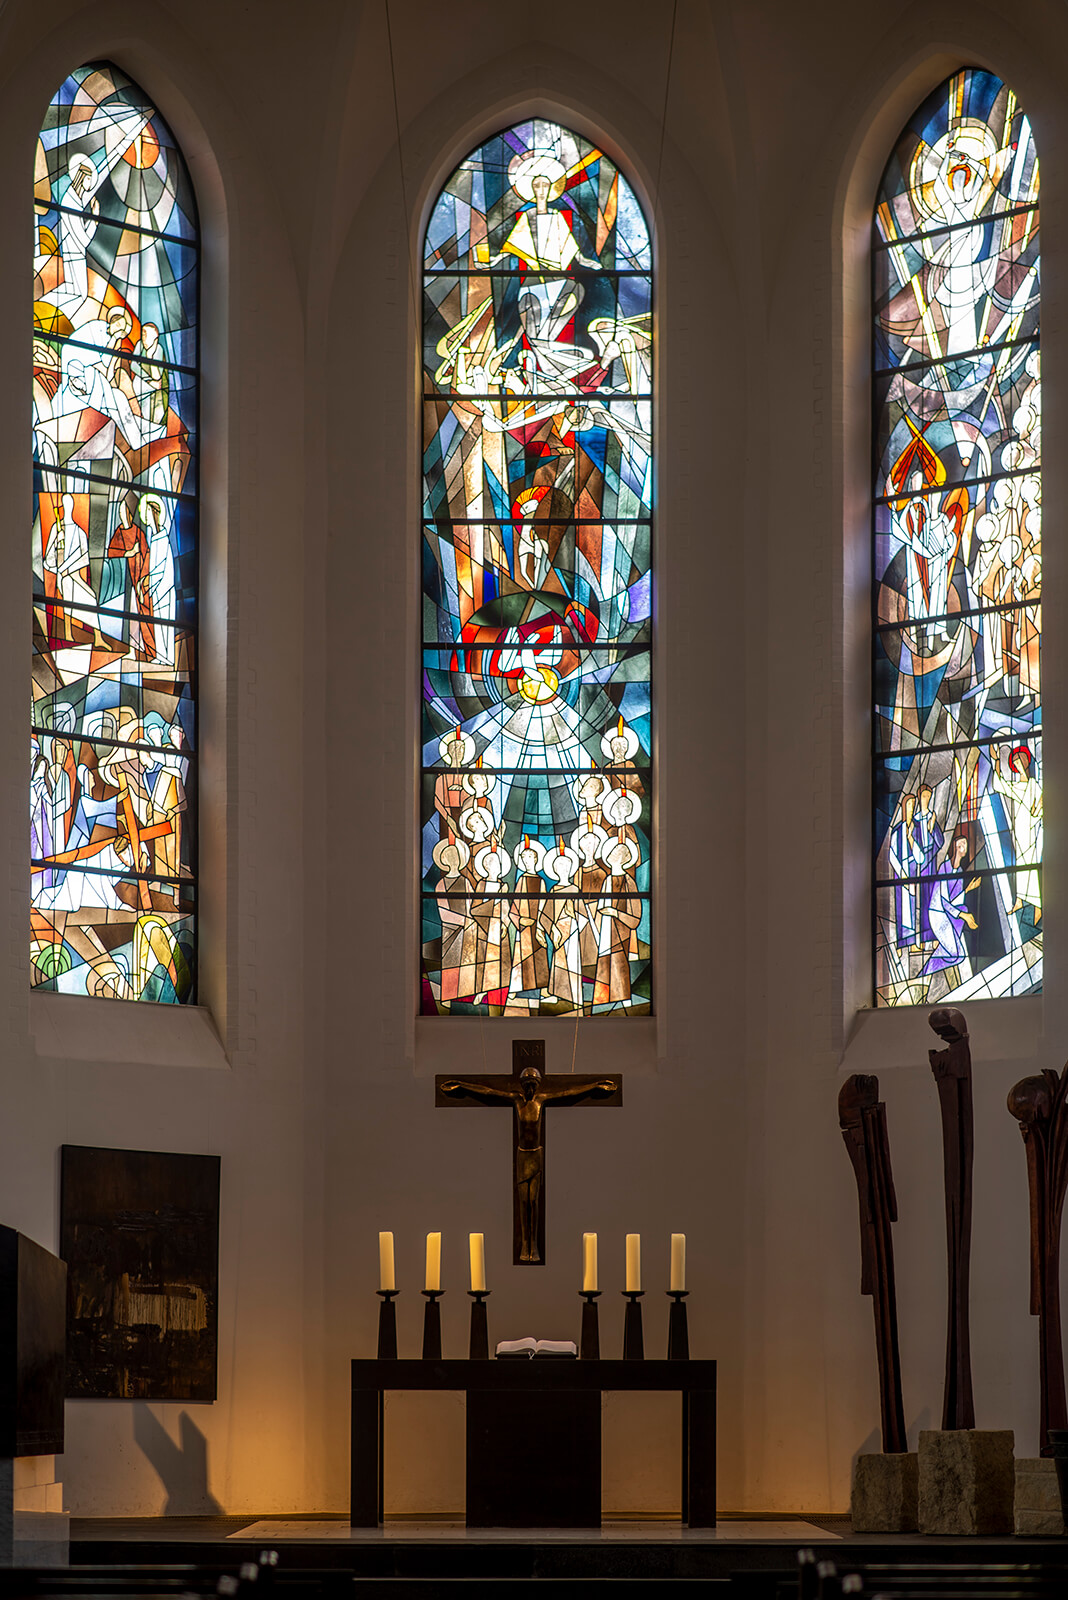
[495,1337,578,1359]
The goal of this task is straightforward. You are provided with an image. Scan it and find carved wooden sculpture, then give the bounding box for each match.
[1007,1063,1068,1455]
[839,1073,907,1452]
[928,1006,975,1430]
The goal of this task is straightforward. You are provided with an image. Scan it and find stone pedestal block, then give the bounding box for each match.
[918,1429,1015,1535]
[1015,1457,1066,1537]
[0,1457,68,1566]
[852,1452,919,1532]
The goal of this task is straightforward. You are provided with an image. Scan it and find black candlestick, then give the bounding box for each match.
[421,1289,443,1359]
[376,1289,398,1359]
[468,1290,490,1359]
[580,1290,601,1359]
[623,1290,645,1359]
[667,1289,690,1359]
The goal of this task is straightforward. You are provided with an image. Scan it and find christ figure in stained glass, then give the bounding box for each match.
[32,63,197,1003]
[421,121,652,1014]
[873,68,1041,1006]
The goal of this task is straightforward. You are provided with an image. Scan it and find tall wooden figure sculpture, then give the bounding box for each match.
[1007,1063,1068,1455]
[839,1074,907,1451]
[928,1007,975,1430]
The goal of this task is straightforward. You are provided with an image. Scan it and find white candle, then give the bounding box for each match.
[625,1233,641,1293]
[425,1231,441,1292]
[469,1232,486,1293]
[379,1231,395,1293]
[670,1232,686,1292]
[582,1232,598,1292]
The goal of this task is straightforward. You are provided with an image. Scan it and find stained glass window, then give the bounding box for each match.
[421,122,652,1015]
[873,69,1041,1006]
[32,64,198,1003]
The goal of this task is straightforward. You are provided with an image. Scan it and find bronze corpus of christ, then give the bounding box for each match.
[436,1039,622,1265]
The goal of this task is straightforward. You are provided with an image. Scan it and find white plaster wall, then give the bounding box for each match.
[0,0,1063,1518]
[0,0,311,1513]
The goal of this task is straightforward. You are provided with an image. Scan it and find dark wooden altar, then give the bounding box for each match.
[350,1358,716,1528]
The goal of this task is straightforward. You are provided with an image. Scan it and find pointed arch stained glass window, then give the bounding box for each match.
[873,69,1041,1006]
[32,63,198,1003]
[421,122,652,1015]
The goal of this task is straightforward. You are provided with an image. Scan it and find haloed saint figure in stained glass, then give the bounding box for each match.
[873,70,1041,1006]
[421,123,652,1015]
[32,65,197,1002]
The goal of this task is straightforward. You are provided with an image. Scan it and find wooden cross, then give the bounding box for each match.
[436,1039,622,1265]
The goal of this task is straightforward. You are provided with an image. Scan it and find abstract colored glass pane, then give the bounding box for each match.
[873,69,1041,1006]
[32,64,197,1002]
[421,122,652,1014]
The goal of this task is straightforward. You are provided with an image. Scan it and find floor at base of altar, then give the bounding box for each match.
[65,1514,1068,1583]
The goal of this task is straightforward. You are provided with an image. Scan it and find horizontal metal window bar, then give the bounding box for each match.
[423,517,651,526]
[33,463,196,502]
[46,200,197,251]
[423,891,650,900]
[422,645,650,658]
[423,266,650,278]
[32,858,192,887]
[35,331,196,378]
[423,392,650,403]
[422,766,649,778]
[875,862,1040,889]
[873,332,1039,380]
[873,462,1039,507]
[425,506,651,521]
[874,596,1040,633]
[423,667,648,677]
[873,200,1039,253]
[875,729,1041,762]
[422,640,648,653]
[32,724,195,755]
[34,596,193,631]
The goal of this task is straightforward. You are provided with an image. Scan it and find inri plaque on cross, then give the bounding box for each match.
[436,1040,622,1265]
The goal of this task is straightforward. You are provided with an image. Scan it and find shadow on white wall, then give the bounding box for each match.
[132,1406,222,1514]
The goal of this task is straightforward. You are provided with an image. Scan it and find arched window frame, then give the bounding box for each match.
[415,121,652,1024]
[31,60,200,1007]
[870,65,1042,1012]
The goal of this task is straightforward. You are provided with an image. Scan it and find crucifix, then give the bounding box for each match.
[436,1039,622,1265]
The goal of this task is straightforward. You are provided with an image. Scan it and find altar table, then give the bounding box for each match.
[350,1358,717,1528]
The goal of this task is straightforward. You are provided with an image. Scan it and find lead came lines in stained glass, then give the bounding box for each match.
[421,120,653,1016]
[32,61,198,1006]
[872,67,1042,1009]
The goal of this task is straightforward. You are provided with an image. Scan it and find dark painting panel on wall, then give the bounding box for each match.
[60,1146,220,1401]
